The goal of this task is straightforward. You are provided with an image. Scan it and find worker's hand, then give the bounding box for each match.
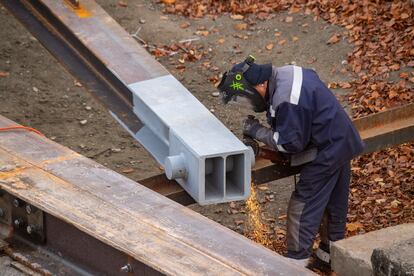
[242,115,262,139]
[242,135,259,156]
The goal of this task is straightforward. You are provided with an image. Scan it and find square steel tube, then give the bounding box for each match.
[128,76,251,204]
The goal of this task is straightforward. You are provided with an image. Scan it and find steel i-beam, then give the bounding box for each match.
[1,0,251,205]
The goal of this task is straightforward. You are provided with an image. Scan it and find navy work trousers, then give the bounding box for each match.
[286,161,351,259]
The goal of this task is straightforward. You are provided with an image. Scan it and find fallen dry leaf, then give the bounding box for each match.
[292,36,299,42]
[230,14,244,20]
[118,0,127,7]
[276,229,286,236]
[328,82,338,89]
[399,72,409,79]
[122,168,134,174]
[162,0,176,4]
[195,30,209,36]
[265,43,274,50]
[278,39,286,46]
[285,16,293,23]
[388,90,398,99]
[0,71,10,77]
[180,21,190,28]
[234,23,248,31]
[278,214,287,220]
[400,13,409,19]
[327,34,340,44]
[389,64,400,71]
[217,38,225,44]
[346,222,363,232]
[339,82,352,89]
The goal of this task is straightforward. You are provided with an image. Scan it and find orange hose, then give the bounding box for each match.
[0,126,45,137]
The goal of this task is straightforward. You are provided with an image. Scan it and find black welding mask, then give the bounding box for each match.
[217,55,268,113]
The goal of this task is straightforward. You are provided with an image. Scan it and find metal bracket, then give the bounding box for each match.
[0,190,45,243]
[12,196,45,244]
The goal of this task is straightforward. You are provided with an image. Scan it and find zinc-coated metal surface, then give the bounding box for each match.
[3,0,251,205]
[0,115,313,275]
[139,103,414,195]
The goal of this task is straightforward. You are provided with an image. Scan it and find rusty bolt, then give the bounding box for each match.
[13,199,21,208]
[26,205,36,215]
[26,225,38,235]
[14,218,24,228]
[120,264,132,273]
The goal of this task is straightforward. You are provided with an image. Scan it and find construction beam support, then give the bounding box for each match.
[0,115,312,275]
[2,0,250,205]
[139,103,414,202]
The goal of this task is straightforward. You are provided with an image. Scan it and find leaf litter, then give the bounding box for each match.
[158,0,413,267]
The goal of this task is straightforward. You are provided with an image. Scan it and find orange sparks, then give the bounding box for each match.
[245,185,271,248]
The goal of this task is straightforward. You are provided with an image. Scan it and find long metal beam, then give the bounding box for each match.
[253,103,414,185]
[2,0,412,204]
[0,115,312,275]
[1,0,250,205]
[139,103,414,203]
[354,103,414,154]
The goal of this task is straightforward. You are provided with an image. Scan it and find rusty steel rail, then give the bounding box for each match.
[354,103,414,154]
[252,103,414,185]
[0,115,312,275]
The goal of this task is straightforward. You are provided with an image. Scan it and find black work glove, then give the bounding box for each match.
[242,115,263,139]
[243,115,279,151]
[242,135,259,156]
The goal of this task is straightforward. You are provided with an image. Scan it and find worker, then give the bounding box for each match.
[217,56,364,268]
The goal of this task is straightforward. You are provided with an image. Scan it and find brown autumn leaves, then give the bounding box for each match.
[159,0,413,238]
[128,3,414,262]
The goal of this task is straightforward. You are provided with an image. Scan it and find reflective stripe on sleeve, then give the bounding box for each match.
[273,131,288,153]
[290,66,303,105]
[269,105,276,117]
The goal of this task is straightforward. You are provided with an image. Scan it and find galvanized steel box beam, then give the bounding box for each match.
[0,115,313,275]
[3,0,251,204]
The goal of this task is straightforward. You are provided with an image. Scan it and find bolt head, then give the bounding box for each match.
[13,199,20,208]
[26,225,36,234]
[14,218,22,227]
[26,205,32,214]
[120,264,132,273]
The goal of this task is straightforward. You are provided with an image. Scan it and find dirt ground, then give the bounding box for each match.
[0,0,353,254]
